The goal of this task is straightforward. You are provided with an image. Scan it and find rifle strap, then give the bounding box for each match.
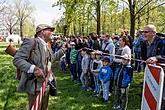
[28,39,38,62]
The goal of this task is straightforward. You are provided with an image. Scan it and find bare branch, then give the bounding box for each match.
[135,2,165,19]
[0,0,6,12]
[135,0,153,16]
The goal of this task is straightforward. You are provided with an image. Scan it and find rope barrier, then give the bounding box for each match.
[30,47,164,110]
[84,47,165,67]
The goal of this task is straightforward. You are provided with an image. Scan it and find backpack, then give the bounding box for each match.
[5,38,38,80]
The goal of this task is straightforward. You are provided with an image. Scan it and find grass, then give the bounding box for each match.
[0,44,143,110]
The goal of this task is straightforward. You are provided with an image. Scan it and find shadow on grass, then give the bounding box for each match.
[0,51,142,110]
[49,63,112,110]
[49,62,142,110]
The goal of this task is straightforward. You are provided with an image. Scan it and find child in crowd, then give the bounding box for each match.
[112,54,133,110]
[88,51,96,90]
[60,54,66,72]
[70,42,77,82]
[91,51,102,96]
[99,57,112,103]
[80,48,89,90]
[76,50,83,83]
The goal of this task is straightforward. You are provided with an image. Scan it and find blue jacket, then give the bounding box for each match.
[133,35,144,53]
[114,64,133,88]
[99,66,112,83]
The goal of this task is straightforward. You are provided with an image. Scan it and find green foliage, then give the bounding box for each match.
[23,20,35,38]
[0,44,143,110]
[54,0,165,35]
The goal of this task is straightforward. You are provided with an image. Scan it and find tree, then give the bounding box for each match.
[121,0,165,38]
[53,0,165,36]
[2,5,18,34]
[13,0,34,37]
[0,0,6,12]
[23,19,35,38]
[0,0,7,24]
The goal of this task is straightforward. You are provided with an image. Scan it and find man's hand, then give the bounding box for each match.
[146,57,158,64]
[33,67,45,78]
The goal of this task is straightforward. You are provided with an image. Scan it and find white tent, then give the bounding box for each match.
[6,34,22,43]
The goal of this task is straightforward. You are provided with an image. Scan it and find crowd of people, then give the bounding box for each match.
[48,25,165,110]
[13,24,165,110]
[52,31,136,110]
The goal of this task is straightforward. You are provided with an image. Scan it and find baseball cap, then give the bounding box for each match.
[102,57,110,63]
[36,24,55,33]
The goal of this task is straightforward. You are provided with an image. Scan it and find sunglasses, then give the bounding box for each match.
[142,31,150,33]
[142,31,155,33]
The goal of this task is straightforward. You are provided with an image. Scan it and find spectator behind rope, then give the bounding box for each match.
[133,30,144,72]
[80,48,89,90]
[112,34,120,53]
[82,36,89,48]
[88,51,96,90]
[101,33,115,65]
[101,33,115,94]
[99,57,112,103]
[91,51,102,96]
[114,36,131,65]
[89,33,101,50]
[141,24,165,110]
[112,54,133,110]
[69,42,78,82]
[124,29,133,50]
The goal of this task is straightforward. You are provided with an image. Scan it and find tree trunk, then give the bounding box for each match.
[9,26,12,34]
[73,22,77,35]
[20,21,23,37]
[82,25,84,36]
[63,25,67,36]
[122,3,125,29]
[146,5,150,25]
[102,11,106,32]
[137,14,141,30]
[128,0,135,40]
[78,18,81,35]
[87,12,89,35]
[96,0,100,36]
[130,14,135,40]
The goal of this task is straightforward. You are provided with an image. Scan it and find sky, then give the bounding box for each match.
[28,0,64,25]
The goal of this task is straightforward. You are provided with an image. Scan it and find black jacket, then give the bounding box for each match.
[141,37,165,63]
